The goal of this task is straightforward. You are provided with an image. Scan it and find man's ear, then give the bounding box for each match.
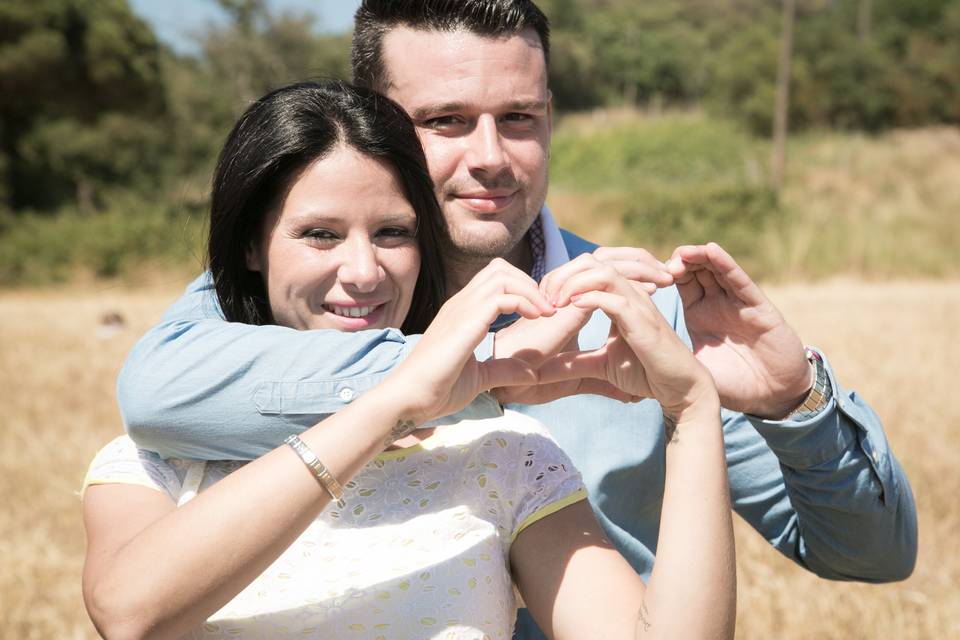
[546,89,554,135]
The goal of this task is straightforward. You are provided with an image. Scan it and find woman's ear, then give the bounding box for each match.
[245,242,262,272]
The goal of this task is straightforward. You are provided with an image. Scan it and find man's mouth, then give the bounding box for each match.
[454,190,518,213]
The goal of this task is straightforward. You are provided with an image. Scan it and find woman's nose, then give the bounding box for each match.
[337,239,386,293]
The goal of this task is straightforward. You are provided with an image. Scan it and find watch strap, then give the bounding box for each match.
[784,347,833,422]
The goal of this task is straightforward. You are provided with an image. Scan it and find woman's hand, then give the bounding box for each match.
[537,255,718,419]
[381,258,561,426]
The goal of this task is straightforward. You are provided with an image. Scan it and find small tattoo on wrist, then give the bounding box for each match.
[636,597,652,633]
[663,411,679,444]
[384,418,418,447]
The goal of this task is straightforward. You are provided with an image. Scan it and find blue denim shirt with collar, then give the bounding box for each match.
[118,207,917,617]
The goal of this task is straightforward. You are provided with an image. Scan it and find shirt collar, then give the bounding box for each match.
[538,205,571,273]
[527,205,569,283]
[489,206,570,331]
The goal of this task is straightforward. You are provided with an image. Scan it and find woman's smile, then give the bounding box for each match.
[246,144,421,333]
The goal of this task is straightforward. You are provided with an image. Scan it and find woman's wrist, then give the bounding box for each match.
[363,375,431,445]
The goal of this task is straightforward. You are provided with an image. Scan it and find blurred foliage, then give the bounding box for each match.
[550,113,782,276]
[0,196,206,285]
[0,0,957,284]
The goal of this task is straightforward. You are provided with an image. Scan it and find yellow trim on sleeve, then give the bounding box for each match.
[79,477,168,499]
[510,487,588,543]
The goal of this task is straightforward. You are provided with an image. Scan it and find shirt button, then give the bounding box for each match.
[872,450,880,463]
[338,387,355,402]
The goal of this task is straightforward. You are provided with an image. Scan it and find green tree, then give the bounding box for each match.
[0,0,166,211]
[200,0,351,116]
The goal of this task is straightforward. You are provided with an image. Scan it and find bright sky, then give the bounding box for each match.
[129,0,362,54]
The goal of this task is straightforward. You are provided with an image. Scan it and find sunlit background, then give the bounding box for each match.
[0,1,957,638]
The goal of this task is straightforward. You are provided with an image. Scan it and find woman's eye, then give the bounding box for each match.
[379,227,414,237]
[376,227,416,243]
[303,229,339,242]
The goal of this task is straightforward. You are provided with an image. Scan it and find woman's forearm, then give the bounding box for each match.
[641,399,736,639]
[86,382,412,640]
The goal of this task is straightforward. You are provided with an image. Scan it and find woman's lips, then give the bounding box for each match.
[322,303,388,329]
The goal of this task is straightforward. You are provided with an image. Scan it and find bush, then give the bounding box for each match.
[621,179,781,274]
[0,200,206,285]
[550,111,782,276]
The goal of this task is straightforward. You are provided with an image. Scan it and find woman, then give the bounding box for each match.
[82,81,735,639]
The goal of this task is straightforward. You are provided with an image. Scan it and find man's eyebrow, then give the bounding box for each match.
[410,99,549,121]
[410,102,468,121]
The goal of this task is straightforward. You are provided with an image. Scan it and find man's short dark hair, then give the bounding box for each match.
[352,0,550,91]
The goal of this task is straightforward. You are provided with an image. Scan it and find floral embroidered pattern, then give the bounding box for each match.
[83,411,586,639]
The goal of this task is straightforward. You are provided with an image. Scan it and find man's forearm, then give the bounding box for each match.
[728,373,917,582]
[118,317,416,459]
[117,274,421,459]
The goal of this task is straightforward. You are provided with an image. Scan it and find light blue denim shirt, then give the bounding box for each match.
[118,208,917,625]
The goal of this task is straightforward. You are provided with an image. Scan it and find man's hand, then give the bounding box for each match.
[492,302,636,405]
[492,248,673,406]
[590,246,674,294]
[667,242,811,418]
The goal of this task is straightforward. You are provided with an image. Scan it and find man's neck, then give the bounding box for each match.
[443,237,533,296]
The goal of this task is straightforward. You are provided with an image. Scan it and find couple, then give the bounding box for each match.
[82,1,916,639]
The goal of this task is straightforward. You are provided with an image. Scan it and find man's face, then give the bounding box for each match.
[380,27,552,266]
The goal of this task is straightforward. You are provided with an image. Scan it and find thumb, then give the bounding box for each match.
[535,348,609,386]
[478,356,540,390]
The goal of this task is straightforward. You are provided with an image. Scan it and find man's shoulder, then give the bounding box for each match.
[558,228,599,259]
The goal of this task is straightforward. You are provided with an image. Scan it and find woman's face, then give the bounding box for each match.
[247,144,421,332]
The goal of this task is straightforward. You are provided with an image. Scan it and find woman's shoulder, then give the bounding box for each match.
[82,435,183,498]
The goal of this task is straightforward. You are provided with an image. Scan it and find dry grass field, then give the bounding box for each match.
[1,277,958,638]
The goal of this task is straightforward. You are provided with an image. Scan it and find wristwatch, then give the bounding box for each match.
[783,347,833,421]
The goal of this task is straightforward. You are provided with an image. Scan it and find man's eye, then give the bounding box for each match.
[423,115,465,131]
[502,112,536,126]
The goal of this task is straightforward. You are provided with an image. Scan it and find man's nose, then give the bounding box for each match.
[337,238,385,293]
[464,114,508,175]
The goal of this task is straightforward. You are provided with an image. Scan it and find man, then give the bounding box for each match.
[118,1,916,637]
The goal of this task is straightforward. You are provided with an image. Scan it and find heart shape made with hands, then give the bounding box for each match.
[488,305,652,407]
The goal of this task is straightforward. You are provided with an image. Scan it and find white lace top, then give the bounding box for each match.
[83,409,586,639]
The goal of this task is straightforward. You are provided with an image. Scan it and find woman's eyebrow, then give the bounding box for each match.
[287,211,416,225]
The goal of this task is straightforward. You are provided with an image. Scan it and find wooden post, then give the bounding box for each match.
[858,0,873,42]
[771,0,796,195]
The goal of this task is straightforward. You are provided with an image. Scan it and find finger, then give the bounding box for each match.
[553,263,647,308]
[694,266,724,297]
[600,260,674,288]
[672,265,705,309]
[669,243,766,305]
[571,290,663,346]
[473,258,556,315]
[490,293,551,321]
[703,242,768,305]
[667,243,723,277]
[535,348,610,385]
[574,379,643,403]
[539,253,601,303]
[497,379,641,405]
[552,265,621,307]
[593,246,666,267]
[592,247,672,288]
[478,357,539,390]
